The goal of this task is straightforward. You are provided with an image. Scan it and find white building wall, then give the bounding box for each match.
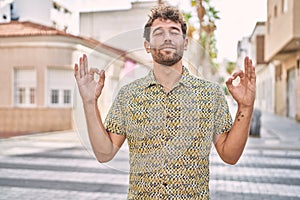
[0,0,11,23]
[255,63,275,113]
[236,37,251,70]
[238,22,275,113]
[7,0,78,34]
[79,1,157,43]
[14,0,52,26]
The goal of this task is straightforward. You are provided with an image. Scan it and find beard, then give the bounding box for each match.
[150,43,184,66]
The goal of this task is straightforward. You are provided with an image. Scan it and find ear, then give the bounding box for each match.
[184,38,188,50]
[144,40,151,53]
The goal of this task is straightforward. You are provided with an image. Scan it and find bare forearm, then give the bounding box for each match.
[220,106,253,164]
[83,102,115,161]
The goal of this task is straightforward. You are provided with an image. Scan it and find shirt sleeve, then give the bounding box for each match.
[104,87,127,135]
[213,85,233,135]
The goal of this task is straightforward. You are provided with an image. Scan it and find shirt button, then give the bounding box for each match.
[162,182,168,187]
[166,115,170,119]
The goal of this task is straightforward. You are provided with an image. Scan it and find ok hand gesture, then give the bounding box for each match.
[74,54,105,104]
[226,57,256,108]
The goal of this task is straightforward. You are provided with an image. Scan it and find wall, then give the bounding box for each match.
[0,34,126,135]
[0,108,72,137]
[265,0,294,61]
[79,1,156,43]
[14,0,52,26]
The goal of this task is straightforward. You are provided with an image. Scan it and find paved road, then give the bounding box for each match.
[1,129,300,200]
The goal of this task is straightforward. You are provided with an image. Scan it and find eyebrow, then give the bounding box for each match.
[152,26,181,34]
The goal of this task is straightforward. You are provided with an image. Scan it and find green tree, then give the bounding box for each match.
[192,0,220,68]
[226,61,237,75]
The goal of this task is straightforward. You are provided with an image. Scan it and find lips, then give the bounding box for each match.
[159,46,176,51]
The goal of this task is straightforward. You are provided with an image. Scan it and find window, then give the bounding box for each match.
[18,88,25,104]
[47,68,74,107]
[256,35,265,64]
[282,0,288,13]
[53,2,60,10]
[63,90,71,104]
[49,89,72,106]
[14,69,36,107]
[30,88,35,104]
[51,89,59,104]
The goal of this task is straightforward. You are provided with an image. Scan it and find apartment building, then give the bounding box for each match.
[251,22,275,113]
[265,0,300,120]
[0,21,130,136]
[0,0,78,33]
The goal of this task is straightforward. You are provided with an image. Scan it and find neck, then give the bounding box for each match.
[153,61,183,94]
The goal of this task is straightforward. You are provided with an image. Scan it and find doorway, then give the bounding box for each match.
[286,67,296,118]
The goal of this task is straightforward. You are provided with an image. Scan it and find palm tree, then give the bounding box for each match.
[188,0,220,78]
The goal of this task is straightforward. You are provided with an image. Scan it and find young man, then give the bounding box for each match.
[74,5,256,200]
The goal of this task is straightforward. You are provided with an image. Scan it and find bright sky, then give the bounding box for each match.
[61,0,267,62]
[211,0,267,62]
[175,0,267,62]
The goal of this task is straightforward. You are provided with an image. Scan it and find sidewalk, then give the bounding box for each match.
[1,114,300,200]
[247,111,300,150]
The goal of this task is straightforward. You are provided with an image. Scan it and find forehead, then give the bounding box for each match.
[150,18,182,31]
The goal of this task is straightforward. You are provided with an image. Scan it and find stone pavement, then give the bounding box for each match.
[246,111,300,151]
[0,111,300,200]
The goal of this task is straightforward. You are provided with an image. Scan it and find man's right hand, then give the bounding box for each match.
[74,54,105,104]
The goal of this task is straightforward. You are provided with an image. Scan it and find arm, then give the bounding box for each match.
[214,57,256,165]
[74,54,126,163]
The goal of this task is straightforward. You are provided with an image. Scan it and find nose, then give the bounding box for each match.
[163,31,172,42]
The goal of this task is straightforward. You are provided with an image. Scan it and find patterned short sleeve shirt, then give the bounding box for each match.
[105,67,233,199]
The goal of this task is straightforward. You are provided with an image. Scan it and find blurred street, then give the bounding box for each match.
[0,111,300,200]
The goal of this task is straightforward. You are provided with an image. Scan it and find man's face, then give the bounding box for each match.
[146,18,187,66]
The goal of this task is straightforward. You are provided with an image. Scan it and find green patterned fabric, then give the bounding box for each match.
[105,66,233,199]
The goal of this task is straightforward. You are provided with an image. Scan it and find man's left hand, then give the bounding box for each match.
[226,57,256,108]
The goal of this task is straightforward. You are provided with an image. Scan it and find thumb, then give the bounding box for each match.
[226,76,234,91]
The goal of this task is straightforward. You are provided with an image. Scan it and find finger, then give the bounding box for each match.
[246,57,253,80]
[74,64,79,80]
[232,70,244,79]
[83,54,88,75]
[79,56,85,78]
[249,60,256,83]
[98,70,105,87]
[96,70,105,95]
[89,68,100,75]
[225,76,234,91]
[244,57,249,78]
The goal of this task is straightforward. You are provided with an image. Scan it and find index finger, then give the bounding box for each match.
[83,54,88,75]
[244,56,249,77]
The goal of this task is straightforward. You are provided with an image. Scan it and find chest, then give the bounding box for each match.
[124,86,217,152]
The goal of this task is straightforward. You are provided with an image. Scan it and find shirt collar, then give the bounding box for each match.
[143,66,194,89]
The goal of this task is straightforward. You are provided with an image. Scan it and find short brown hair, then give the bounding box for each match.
[143,5,187,42]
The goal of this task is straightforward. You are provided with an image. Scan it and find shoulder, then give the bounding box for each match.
[115,75,149,98]
[121,76,148,90]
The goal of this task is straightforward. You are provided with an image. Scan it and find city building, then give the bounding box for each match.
[0,0,14,23]
[249,22,275,113]
[238,0,300,121]
[265,0,300,120]
[0,0,78,33]
[0,21,135,136]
